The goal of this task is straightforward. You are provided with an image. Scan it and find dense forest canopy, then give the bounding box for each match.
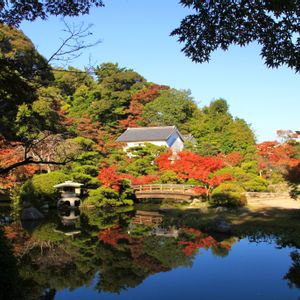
[0,25,300,206]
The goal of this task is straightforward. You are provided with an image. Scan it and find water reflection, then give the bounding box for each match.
[1,207,300,299]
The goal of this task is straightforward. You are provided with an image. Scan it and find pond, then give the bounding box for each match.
[1,206,300,300]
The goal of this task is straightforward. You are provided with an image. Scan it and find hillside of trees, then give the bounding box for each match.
[1,24,300,208]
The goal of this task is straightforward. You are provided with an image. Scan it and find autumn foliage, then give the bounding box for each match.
[0,137,38,190]
[156,150,233,196]
[257,141,300,176]
[119,84,169,129]
[178,227,232,256]
[98,165,123,191]
[98,225,131,248]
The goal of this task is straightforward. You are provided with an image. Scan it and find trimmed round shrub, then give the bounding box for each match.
[83,186,134,208]
[243,176,269,192]
[20,171,70,207]
[210,183,247,207]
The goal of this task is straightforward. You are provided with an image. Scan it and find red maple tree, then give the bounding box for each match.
[156,150,233,197]
[257,141,300,176]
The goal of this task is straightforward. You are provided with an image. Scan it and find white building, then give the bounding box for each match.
[116,126,184,153]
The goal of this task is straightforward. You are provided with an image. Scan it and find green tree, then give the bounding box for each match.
[0,24,53,139]
[121,143,167,176]
[20,171,71,206]
[189,99,256,155]
[89,63,146,128]
[54,67,95,99]
[142,89,197,131]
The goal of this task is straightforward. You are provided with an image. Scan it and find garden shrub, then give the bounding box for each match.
[20,171,70,207]
[71,172,100,189]
[84,185,134,208]
[72,165,99,177]
[241,161,258,174]
[243,176,269,192]
[155,170,184,184]
[216,167,255,183]
[210,183,247,207]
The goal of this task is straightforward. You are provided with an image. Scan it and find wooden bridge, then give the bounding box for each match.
[132,184,196,200]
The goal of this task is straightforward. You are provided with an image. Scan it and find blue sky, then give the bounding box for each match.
[20,0,300,142]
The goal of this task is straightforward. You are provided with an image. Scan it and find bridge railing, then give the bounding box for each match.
[132,184,195,194]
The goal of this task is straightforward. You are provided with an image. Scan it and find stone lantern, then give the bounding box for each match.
[54,180,83,208]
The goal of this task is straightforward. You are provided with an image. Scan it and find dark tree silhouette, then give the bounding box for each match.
[0,0,104,26]
[172,0,300,72]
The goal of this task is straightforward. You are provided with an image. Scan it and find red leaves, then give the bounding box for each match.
[119,84,169,129]
[98,225,131,247]
[257,141,300,175]
[156,150,232,195]
[217,152,244,167]
[206,174,233,188]
[156,150,224,180]
[98,165,123,191]
[98,166,159,190]
[178,227,218,256]
[123,174,159,185]
[178,227,234,256]
[193,186,208,196]
[0,136,38,189]
[3,225,28,256]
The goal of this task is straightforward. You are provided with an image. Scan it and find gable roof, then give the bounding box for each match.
[116,126,183,142]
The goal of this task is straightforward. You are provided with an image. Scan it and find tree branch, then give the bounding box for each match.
[47,20,102,66]
[0,157,73,175]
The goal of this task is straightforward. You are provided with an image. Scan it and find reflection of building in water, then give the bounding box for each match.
[54,181,83,208]
[130,210,179,238]
[54,209,81,236]
[152,227,179,238]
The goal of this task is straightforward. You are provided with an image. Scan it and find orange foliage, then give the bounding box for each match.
[0,137,38,189]
[156,150,224,180]
[156,150,233,195]
[3,225,28,256]
[98,165,123,191]
[119,84,169,129]
[178,227,218,256]
[217,152,244,167]
[122,174,159,185]
[178,227,234,256]
[257,141,300,175]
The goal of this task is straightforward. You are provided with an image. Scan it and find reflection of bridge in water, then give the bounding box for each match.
[132,184,196,200]
[130,210,179,238]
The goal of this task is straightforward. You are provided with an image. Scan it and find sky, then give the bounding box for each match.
[20,0,300,142]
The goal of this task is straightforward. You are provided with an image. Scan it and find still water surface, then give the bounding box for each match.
[1,206,300,300]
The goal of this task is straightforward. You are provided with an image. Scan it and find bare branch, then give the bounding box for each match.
[47,19,102,66]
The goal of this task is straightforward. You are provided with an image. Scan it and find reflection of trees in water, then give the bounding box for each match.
[2,208,237,297]
[0,229,24,300]
[8,208,299,298]
[284,251,300,289]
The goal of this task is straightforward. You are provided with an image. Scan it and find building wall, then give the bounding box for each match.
[123,140,169,153]
[122,131,184,154]
[169,135,184,152]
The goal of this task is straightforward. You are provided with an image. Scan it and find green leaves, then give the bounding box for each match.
[172,0,300,72]
[142,89,196,131]
[189,99,256,156]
